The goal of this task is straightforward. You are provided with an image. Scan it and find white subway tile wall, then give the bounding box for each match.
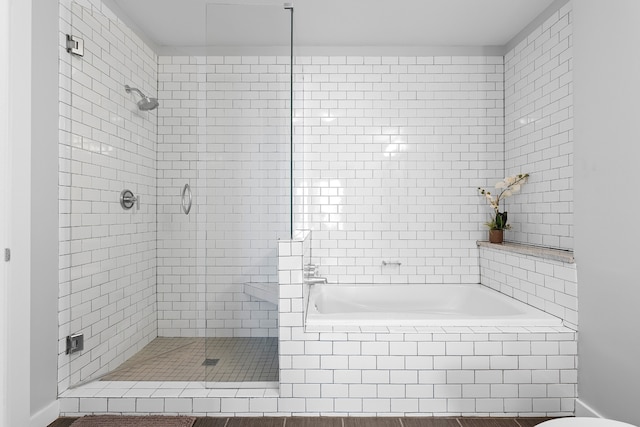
[155,54,506,335]
[504,3,573,250]
[57,0,578,414]
[297,55,505,284]
[59,235,576,417]
[58,0,158,392]
[479,247,578,330]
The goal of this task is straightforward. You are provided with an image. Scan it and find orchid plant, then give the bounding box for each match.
[477,173,529,230]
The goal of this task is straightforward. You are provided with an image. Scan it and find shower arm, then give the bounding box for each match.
[124,85,146,98]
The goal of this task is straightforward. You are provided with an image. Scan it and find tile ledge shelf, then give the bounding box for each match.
[476,241,575,264]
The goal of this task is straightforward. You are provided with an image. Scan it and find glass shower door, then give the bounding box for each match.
[202,2,293,386]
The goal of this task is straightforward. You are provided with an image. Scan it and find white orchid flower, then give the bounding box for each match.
[477,173,529,230]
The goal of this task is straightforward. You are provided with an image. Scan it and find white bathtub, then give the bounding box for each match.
[306,283,562,327]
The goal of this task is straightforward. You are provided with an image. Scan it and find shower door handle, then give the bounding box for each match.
[181,184,192,215]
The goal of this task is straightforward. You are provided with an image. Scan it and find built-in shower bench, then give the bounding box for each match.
[244,282,278,306]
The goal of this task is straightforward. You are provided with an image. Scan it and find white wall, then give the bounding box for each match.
[573,1,640,424]
[58,0,158,390]
[1,2,11,424]
[5,0,33,425]
[298,55,504,284]
[504,3,573,250]
[31,0,61,418]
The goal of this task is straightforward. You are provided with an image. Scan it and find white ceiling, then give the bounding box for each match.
[103,0,558,54]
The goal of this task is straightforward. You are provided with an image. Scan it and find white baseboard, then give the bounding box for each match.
[30,399,59,427]
[575,398,603,418]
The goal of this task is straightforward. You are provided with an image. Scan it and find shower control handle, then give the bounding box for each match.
[120,189,139,210]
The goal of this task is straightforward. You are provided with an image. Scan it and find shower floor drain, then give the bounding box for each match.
[202,358,220,366]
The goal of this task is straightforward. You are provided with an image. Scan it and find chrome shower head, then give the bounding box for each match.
[124,85,159,111]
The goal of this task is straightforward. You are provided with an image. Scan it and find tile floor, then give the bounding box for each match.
[100,337,278,382]
[49,417,556,427]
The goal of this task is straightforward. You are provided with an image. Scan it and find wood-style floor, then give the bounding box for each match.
[49,416,555,427]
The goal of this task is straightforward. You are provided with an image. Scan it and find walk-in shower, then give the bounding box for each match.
[60,0,298,391]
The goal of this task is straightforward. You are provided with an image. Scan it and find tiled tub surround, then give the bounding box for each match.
[277,236,577,416]
[297,55,505,285]
[58,0,158,391]
[478,243,577,330]
[504,3,573,250]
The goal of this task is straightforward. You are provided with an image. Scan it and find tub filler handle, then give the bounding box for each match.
[382,260,402,266]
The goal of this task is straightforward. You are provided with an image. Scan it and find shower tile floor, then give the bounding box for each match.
[100,337,278,382]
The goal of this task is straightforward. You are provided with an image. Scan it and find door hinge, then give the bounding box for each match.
[66,34,84,57]
[66,333,84,354]
[4,248,9,262]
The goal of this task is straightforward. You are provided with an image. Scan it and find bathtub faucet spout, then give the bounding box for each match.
[304,263,327,284]
[304,277,328,285]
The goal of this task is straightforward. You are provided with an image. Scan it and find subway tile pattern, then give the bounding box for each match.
[58,0,158,392]
[56,0,579,416]
[504,3,573,250]
[479,247,577,330]
[153,54,506,335]
[55,238,577,416]
[155,55,289,337]
[296,56,505,285]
